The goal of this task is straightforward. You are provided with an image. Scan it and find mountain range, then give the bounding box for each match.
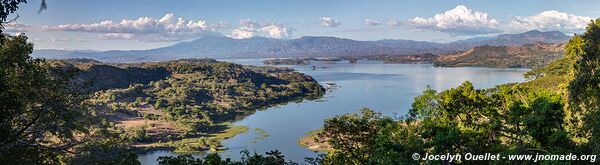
[32,30,571,63]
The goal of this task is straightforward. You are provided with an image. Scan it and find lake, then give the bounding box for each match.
[138,59,529,164]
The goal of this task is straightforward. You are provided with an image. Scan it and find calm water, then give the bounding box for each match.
[138,59,528,164]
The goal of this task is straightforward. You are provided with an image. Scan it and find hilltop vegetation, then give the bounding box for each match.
[55,58,326,150]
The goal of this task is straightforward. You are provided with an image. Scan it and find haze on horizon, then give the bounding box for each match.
[4,0,600,51]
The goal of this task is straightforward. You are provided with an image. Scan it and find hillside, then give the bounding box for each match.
[455,30,570,46]
[434,43,565,68]
[363,53,438,64]
[33,30,570,63]
[55,59,325,151]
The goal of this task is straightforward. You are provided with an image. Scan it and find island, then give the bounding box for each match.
[362,53,437,64]
[263,58,310,65]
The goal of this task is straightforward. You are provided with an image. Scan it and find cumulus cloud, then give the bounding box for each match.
[386,20,401,27]
[37,13,226,42]
[509,10,592,33]
[319,17,341,27]
[227,19,292,39]
[408,5,499,35]
[365,19,381,26]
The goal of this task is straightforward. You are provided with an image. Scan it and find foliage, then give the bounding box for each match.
[318,108,402,164]
[565,19,600,154]
[83,59,324,144]
[0,0,27,34]
[311,20,600,164]
[65,121,141,165]
[0,34,91,163]
[0,33,142,164]
[158,150,298,165]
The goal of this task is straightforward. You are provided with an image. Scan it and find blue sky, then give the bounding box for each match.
[5,0,600,50]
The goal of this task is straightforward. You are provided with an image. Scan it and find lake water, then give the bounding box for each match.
[138,59,529,164]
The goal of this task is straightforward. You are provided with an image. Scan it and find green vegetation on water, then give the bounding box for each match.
[164,123,249,153]
[263,58,310,65]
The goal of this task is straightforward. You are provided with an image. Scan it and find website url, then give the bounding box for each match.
[413,153,596,162]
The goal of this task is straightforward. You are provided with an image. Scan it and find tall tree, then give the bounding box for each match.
[566,19,600,153]
[0,34,91,164]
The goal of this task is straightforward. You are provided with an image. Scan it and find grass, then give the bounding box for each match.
[210,124,250,140]
[140,123,249,153]
[297,129,331,152]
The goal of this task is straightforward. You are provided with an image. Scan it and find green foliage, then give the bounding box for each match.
[86,59,324,141]
[66,121,141,165]
[317,81,578,164]
[318,108,419,164]
[0,0,27,34]
[0,33,140,164]
[155,98,168,109]
[0,34,94,163]
[565,19,600,154]
[158,150,298,165]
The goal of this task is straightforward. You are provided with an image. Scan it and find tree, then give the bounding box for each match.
[0,0,27,33]
[0,34,92,163]
[319,108,401,164]
[157,150,297,165]
[566,19,600,154]
[155,98,168,109]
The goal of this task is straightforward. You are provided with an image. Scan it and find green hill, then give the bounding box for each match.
[56,58,325,150]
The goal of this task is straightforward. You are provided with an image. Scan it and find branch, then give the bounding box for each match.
[38,0,47,14]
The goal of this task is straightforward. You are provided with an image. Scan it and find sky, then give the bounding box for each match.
[4,0,600,51]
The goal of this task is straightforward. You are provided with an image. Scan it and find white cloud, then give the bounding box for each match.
[386,20,401,27]
[97,33,136,40]
[3,22,32,32]
[365,19,381,26]
[227,19,292,39]
[319,17,341,28]
[509,10,592,33]
[38,13,226,42]
[408,5,499,35]
[31,37,89,43]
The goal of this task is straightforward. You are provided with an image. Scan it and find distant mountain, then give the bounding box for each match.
[33,30,571,63]
[471,30,571,46]
[32,49,99,59]
[434,43,565,68]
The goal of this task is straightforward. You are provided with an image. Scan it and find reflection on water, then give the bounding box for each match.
[138,59,528,164]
